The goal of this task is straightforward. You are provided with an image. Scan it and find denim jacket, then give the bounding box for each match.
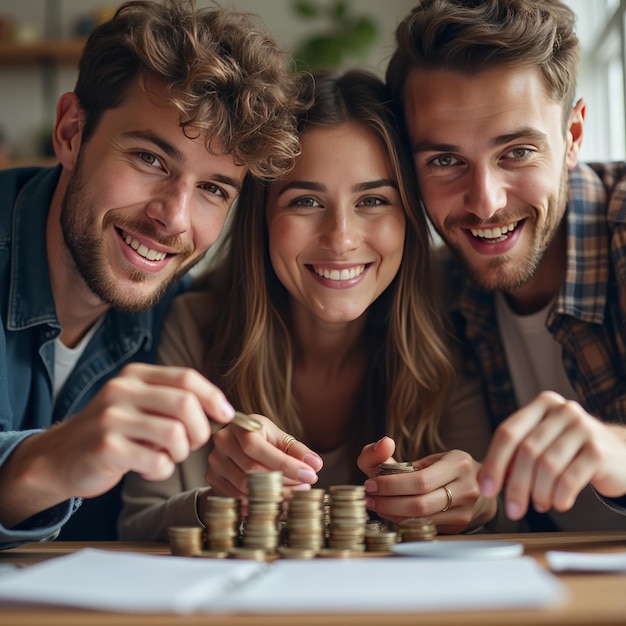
[0,166,186,548]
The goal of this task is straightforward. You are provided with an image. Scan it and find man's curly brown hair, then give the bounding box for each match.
[74,0,307,179]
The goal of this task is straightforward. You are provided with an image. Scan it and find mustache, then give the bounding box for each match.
[445,213,526,230]
[105,214,191,254]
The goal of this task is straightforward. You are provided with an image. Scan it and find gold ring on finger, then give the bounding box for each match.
[441,484,453,512]
[281,434,298,454]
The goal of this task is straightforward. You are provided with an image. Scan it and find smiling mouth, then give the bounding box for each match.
[120,229,168,261]
[310,264,366,281]
[469,221,520,243]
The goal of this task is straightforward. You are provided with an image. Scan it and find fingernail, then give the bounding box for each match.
[291,483,311,491]
[364,479,378,493]
[479,478,495,497]
[303,453,323,472]
[506,501,522,520]
[296,468,317,484]
[220,400,235,421]
[365,497,376,510]
[373,436,387,451]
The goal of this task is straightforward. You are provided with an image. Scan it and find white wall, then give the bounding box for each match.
[0,0,414,159]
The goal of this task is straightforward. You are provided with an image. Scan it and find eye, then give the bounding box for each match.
[289,196,321,208]
[357,196,388,207]
[504,147,532,160]
[430,154,459,167]
[199,182,228,200]
[137,151,163,169]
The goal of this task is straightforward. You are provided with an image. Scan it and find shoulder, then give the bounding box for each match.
[571,162,626,223]
[0,166,51,236]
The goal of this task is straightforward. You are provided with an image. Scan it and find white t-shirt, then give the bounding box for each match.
[53,317,104,404]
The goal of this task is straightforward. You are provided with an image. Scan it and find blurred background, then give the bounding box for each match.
[0,0,623,167]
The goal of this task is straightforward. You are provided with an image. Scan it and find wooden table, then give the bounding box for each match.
[1,532,625,626]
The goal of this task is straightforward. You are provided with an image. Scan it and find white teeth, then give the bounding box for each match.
[123,232,167,261]
[312,264,365,281]
[470,221,518,240]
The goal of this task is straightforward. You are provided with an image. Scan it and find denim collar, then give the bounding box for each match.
[6,165,154,346]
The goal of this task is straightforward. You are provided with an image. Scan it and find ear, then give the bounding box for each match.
[565,97,585,169]
[52,92,84,171]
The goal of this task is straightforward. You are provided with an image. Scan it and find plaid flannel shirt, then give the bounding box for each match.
[445,161,626,428]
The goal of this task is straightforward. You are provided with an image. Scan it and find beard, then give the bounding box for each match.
[60,154,198,313]
[433,162,570,293]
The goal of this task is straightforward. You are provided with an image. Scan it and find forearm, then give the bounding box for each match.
[0,430,71,528]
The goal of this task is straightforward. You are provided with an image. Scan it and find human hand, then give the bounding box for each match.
[0,363,235,528]
[359,436,496,533]
[205,414,323,503]
[478,391,626,521]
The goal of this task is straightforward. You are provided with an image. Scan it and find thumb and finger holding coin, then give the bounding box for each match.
[233,415,457,517]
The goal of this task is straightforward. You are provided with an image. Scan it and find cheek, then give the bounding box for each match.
[267,220,299,281]
[376,217,406,263]
[194,208,230,249]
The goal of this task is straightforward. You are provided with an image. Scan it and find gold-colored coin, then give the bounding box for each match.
[233,411,262,432]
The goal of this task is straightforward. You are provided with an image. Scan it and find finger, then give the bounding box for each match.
[374,450,470,497]
[121,439,177,482]
[97,403,194,464]
[358,436,396,477]
[412,452,445,471]
[100,375,212,451]
[234,430,319,486]
[366,485,450,520]
[209,428,272,492]
[120,363,235,423]
[478,391,567,497]
[552,450,596,511]
[205,452,249,499]
[529,419,588,512]
[275,432,323,472]
[504,409,574,517]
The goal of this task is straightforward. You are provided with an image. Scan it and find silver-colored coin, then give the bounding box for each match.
[233,411,262,431]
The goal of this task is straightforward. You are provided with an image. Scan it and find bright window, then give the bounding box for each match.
[568,0,626,161]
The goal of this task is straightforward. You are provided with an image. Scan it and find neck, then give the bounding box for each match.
[291,307,367,377]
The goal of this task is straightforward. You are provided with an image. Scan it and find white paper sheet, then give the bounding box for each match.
[546,550,626,573]
[0,548,566,614]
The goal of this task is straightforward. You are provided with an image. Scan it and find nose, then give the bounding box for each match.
[145,180,192,234]
[463,164,507,220]
[319,206,359,255]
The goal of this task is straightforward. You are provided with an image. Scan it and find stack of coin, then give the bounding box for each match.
[327,484,368,552]
[376,461,415,476]
[168,526,204,556]
[202,495,240,552]
[365,528,399,552]
[398,517,437,541]
[241,470,283,553]
[284,488,326,553]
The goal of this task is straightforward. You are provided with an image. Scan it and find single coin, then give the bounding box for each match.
[232,411,262,432]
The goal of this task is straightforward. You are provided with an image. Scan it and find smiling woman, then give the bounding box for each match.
[118,69,502,543]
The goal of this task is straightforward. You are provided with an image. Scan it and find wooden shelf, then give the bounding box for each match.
[0,38,86,66]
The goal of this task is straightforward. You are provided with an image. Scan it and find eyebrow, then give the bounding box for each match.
[275,178,397,197]
[413,128,549,153]
[123,130,183,161]
[122,130,242,192]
